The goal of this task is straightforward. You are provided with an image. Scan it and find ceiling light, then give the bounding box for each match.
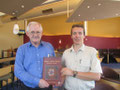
[12,12,15,15]
[78,14,81,16]
[98,3,101,6]
[0,12,5,16]
[87,6,90,8]
[116,13,119,16]
[13,24,19,35]
[21,5,25,8]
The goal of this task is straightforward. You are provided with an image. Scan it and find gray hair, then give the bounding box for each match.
[26,21,43,32]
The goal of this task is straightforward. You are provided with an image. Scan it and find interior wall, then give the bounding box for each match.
[24,15,120,50]
[29,14,83,35]
[24,35,120,49]
[88,17,120,37]
[29,15,120,37]
[0,20,24,58]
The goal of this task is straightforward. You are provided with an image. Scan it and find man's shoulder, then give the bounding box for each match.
[41,41,54,50]
[41,41,53,46]
[85,45,95,49]
[84,45,97,52]
[18,42,30,49]
[63,48,71,54]
[41,41,50,45]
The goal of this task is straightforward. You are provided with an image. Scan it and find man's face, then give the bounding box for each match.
[27,24,42,44]
[71,27,85,45]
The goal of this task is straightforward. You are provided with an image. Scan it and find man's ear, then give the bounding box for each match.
[83,35,85,39]
[26,32,29,37]
[41,31,43,36]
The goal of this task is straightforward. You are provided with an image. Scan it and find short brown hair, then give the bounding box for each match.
[71,24,85,35]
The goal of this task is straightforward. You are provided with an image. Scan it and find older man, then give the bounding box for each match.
[15,21,55,90]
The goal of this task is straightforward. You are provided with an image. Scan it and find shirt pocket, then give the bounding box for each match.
[78,58,91,72]
[45,48,54,57]
[65,57,75,69]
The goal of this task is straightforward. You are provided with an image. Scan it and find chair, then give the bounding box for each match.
[1,49,16,58]
[0,66,13,90]
[102,66,119,80]
[12,65,22,89]
[92,81,116,90]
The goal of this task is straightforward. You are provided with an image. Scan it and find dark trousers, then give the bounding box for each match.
[19,81,52,90]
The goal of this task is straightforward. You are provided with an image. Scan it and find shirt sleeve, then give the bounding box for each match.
[14,47,40,87]
[90,49,102,73]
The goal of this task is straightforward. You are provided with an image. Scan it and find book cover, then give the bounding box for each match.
[43,57,62,86]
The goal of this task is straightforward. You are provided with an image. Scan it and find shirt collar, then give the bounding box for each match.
[28,41,43,47]
[70,44,85,52]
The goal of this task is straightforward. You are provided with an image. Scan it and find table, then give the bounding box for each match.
[0,57,15,63]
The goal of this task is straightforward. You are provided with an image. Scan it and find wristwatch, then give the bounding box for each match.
[73,71,78,77]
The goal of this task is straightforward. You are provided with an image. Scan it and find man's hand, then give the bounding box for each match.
[39,79,49,88]
[61,67,73,76]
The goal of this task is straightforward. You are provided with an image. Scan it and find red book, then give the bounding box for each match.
[43,57,62,86]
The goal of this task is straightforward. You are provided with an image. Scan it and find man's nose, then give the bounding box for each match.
[33,32,39,36]
[76,33,79,37]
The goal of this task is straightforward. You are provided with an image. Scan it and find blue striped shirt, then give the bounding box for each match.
[14,41,55,88]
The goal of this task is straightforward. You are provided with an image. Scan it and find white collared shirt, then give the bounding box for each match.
[62,44,102,90]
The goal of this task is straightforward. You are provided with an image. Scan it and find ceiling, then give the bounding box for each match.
[0,0,46,17]
[67,0,120,22]
[0,0,80,23]
[0,0,120,23]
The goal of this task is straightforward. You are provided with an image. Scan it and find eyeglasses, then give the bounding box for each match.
[30,31,41,35]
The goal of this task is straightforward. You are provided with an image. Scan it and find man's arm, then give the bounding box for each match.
[14,47,40,86]
[61,67,101,81]
[75,71,101,81]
